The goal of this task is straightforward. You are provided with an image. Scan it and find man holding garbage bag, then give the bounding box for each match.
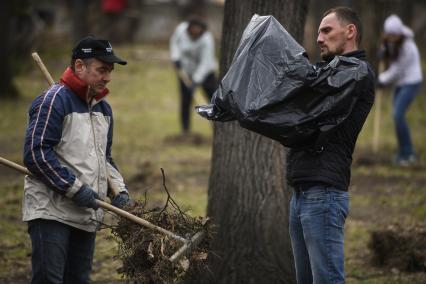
[197,7,375,284]
[23,36,131,284]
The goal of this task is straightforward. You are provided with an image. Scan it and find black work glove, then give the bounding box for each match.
[173,60,182,69]
[376,79,386,89]
[72,184,100,210]
[111,192,130,209]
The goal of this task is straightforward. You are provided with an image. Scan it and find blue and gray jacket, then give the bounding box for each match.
[23,67,127,232]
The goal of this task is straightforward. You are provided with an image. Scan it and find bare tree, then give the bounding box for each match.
[195,0,309,283]
[0,1,17,98]
[0,0,36,99]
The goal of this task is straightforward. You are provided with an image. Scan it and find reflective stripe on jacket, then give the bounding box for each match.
[22,68,126,232]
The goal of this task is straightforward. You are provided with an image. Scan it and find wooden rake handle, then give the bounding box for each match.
[32,52,55,85]
[96,200,187,243]
[0,156,187,244]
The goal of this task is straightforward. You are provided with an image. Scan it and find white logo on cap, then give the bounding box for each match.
[81,48,92,53]
[106,42,112,53]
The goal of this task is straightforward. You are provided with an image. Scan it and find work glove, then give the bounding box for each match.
[185,83,196,95]
[173,60,182,70]
[376,79,386,89]
[72,184,100,210]
[111,191,131,209]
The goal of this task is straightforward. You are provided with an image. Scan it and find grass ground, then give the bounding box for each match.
[0,44,425,283]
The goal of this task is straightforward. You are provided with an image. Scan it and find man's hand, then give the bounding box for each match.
[173,60,182,70]
[72,184,100,210]
[376,79,386,89]
[111,192,131,209]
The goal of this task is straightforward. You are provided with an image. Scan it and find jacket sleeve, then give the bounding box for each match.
[378,60,401,85]
[192,32,216,84]
[105,110,127,194]
[378,40,413,85]
[23,85,83,197]
[170,23,185,62]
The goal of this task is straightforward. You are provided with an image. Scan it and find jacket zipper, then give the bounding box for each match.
[89,101,102,223]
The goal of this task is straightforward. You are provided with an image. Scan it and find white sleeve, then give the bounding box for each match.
[378,61,401,85]
[192,32,216,84]
[379,40,416,85]
[170,23,186,62]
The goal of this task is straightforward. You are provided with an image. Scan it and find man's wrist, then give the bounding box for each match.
[66,178,83,198]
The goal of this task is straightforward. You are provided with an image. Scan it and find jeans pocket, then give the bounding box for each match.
[302,188,327,203]
[330,198,349,228]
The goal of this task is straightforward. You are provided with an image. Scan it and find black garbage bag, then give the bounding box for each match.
[196,14,370,148]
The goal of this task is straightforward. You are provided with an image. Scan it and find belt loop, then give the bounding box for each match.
[293,186,301,197]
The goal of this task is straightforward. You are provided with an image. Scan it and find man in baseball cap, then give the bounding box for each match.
[23,35,131,283]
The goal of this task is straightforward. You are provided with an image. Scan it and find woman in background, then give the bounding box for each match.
[378,14,423,166]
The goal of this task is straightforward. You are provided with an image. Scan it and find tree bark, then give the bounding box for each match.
[0,1,16,99]
[196,1,309,283]
[0,0,37,99]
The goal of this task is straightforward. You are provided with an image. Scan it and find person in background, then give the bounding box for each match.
[170,17,217,134]
[101,0,128,43]
[23,36,131,284]
[377,14,423,166]
[288,7,375,284]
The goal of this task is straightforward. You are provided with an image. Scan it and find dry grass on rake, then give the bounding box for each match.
[111,169,214,283]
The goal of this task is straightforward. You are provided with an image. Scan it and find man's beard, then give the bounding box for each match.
[320,45,345,61]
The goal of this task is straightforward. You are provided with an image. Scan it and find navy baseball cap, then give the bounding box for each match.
[72,36,127,65]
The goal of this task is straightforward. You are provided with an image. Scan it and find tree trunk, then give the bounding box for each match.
[66,0,90,43]
[0,1,17,99]
[196,1,309,283]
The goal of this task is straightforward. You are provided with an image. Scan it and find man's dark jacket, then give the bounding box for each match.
[287,50,375,190]
[196,15,375,190]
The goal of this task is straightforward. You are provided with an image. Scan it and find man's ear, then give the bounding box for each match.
[346,24,356,41]
[74,59,85,74]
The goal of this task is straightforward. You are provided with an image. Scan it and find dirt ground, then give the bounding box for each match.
[344,150,426,283]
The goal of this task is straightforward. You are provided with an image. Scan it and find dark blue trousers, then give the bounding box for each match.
[289,186,349,284]
[28,219,96,284]
[393,82,422,160]
[179,72,217,132]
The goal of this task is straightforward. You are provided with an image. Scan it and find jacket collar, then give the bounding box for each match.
[59,67,109,104]
[320,49,367,64]
[342,49,366,60]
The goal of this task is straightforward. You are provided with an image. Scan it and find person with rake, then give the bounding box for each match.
[23,36,131,284]
[170,17,218,134]
[377,14,423,166]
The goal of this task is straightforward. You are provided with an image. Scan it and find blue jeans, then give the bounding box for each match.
[289,186,349,284]
[393,83,421,159]
[28,219,96,284]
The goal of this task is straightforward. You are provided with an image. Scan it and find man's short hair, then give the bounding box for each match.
[70,58,95,72]
[323,7,363,45]
[188,17,207,31]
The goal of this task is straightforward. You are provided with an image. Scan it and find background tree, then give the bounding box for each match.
[0,0,36,99]
[0,2,17,99]
[196,0,309,283]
